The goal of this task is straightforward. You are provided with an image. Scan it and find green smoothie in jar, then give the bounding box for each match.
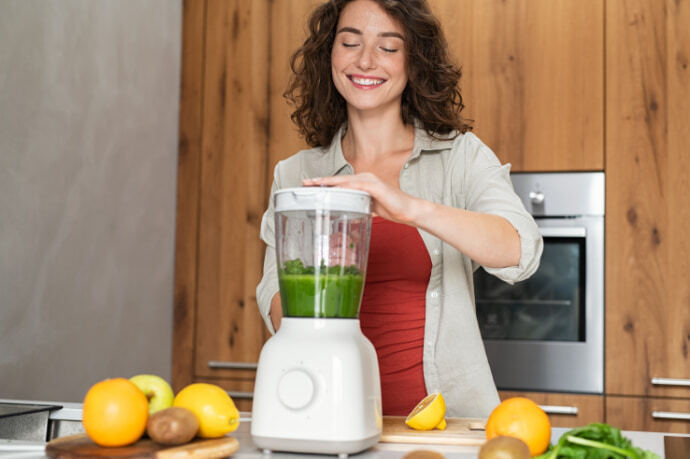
[279,259,364,318]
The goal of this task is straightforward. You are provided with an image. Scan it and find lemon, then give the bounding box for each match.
[173,383,240,438]
[405,392,447,431]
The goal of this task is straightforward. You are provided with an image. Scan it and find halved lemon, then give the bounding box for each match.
[405,392,447,431]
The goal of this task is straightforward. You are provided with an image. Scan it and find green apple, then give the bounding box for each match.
[129,374,175,415]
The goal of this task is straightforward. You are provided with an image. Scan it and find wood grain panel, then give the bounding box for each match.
[499,391,604,428]
[605,0,690,397]
[606,396,690,434]
[173,0,206,393]
[194,0,270,379]
[268,0,317,178]
[430,0,604,171]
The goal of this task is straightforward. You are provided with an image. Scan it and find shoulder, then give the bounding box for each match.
[273,145,332,188]
[444,132,502,169]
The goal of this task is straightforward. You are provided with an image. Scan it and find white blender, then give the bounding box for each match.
[251,187,382,456]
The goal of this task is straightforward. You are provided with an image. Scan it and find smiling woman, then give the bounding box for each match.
[256,0,543,419]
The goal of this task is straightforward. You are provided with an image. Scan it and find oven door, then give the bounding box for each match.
[474,216,604,394]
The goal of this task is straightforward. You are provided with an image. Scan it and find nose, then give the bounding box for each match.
[356,44,376,70]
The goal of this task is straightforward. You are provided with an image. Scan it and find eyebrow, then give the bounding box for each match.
[336,26,404,40]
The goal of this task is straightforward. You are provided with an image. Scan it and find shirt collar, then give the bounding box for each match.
[324,121,457,175]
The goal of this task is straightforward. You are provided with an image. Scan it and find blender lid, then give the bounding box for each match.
[274,187,371,214]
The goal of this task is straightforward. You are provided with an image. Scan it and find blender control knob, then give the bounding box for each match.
[278,369,315,410]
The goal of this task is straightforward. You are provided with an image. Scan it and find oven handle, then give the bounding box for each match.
[539,227,587,238]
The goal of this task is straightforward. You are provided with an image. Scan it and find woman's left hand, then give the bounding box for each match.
[302,173,420,224]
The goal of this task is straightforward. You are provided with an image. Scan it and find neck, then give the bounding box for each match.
[343,108,414,161]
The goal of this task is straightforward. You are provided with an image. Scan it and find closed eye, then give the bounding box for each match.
[342,43,358,48]
[380,47,398,53]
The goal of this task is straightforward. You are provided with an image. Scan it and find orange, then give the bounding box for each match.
[82,378,149,447]
[485,397,551,456]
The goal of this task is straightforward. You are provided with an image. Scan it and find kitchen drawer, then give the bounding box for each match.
[196,376,255,412]
[499,391,604,428]
[606,396,690,434]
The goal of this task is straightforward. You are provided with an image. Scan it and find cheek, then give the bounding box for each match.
[331,48,346,72]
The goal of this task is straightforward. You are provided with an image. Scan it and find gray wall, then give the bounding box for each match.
[0,1,181,402]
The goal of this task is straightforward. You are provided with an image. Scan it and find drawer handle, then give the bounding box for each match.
[652,411,690,421]
[539,405,579,416]
[208,361,258,370]
[227,391,254,400]
[651,377,690,387]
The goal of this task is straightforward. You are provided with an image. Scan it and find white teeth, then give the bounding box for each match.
[351,77,384,86]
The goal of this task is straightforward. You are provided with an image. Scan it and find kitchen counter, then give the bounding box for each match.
[0,410,683,458]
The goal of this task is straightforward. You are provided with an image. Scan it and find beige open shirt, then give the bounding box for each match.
[256,125,543,418]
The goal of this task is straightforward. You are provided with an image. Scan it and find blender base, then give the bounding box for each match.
[251,318,382,456]
[253,433,380,456]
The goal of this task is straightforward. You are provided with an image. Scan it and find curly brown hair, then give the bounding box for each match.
[284,0,472,148]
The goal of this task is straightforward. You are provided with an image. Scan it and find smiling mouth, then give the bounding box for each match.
[348,75,385,89]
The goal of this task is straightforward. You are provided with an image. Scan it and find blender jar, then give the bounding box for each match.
[274,187,372,318]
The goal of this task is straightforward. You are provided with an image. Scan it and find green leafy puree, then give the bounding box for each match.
[536,423,660,459]
[279,259,363,318]
[282,258,360,276]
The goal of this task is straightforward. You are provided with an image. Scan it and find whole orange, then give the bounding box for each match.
[82,378,149,447]
[485,397,551,456]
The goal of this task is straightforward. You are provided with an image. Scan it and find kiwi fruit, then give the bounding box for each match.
[146,407,200,445]
[478,436,531,459]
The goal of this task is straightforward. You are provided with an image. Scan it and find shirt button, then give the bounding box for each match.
[403,163,409,169]
[433,249,440,256]
[430,291,439,298]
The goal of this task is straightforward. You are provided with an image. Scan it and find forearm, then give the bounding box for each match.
[269,292,282,331]
[406,198,521,268]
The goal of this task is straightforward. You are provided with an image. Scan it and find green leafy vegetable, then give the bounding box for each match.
[535,423,660,459]
[281,258,360,276]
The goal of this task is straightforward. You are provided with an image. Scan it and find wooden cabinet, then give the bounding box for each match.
[605,0,690,426]
[173,0,272,411]
[605,0,690,398]
[267,0,606,172]
[607,396,690,434]
[499,391,604,428]
[430,0,604,171]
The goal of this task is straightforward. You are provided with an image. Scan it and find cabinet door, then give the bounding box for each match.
[605,0,690,397]
[268,0,318,170]
[606,396,690,434]
[193,0,271,384]
[430,0,604,171]
[499,391,604,428]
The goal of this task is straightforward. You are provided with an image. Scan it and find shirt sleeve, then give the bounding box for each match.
[256,176,280,334]
[459,134,543,284]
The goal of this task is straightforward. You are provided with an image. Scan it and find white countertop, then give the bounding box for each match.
[0,410,682,458]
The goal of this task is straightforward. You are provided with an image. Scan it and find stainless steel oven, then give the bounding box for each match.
[474,172,604,394]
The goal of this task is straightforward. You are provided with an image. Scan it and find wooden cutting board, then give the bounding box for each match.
[381,416,487,446]
[45,433,239,458]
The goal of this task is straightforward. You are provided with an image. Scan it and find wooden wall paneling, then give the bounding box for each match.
[173,0,206,392]
[606,396,690,434]
[194,0,270,381]
[606,0,690,398]
[430,0,604,171]
[666,0,690,399]
[267,0,317,177]
[499,391,604,428]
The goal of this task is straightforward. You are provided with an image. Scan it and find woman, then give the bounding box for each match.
[256,0,542,418]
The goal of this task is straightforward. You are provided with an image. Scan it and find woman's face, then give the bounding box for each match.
[331,0,407,115]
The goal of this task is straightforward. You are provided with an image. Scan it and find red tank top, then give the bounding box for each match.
[359,216,432,416]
